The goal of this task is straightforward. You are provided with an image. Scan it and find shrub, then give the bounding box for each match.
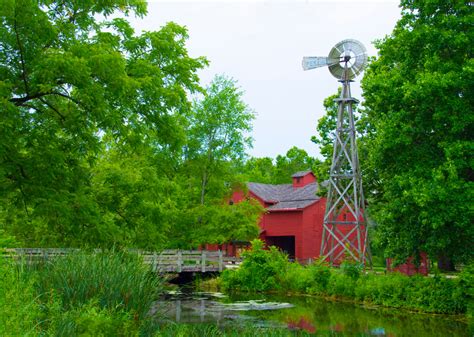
[306,262,331,294]
[327,272,357,297]
[219,241,469,316]
[0,260,42,336]
[280,263,313,293]
[340,260,363,280]
[221,240,289,292]
[51,299,139,337]
[459,262,474,319]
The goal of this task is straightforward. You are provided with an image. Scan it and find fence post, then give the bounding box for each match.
[201,251,206,273]
[218,250,223,272]
[153,252,157,272]
[177,250,182,273]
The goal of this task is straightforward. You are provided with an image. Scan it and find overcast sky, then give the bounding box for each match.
[127,0,401,159]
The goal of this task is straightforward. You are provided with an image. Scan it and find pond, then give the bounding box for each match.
[153,290,470,336]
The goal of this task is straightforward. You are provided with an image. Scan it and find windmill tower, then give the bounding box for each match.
[302,39,369,265]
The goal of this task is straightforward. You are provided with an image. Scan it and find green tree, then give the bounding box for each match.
[274,147,319,184]
[361,1,473,269]
[0,0,206,246]
[311,90,340,182]
[241,157,276,184]
[184,75,255,205]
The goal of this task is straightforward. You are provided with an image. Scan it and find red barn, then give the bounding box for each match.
[231,171,326,262]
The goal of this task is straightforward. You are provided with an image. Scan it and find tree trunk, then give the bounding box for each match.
[200,171,208,205]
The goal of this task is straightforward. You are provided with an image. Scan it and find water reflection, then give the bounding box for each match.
[153,291,470,336]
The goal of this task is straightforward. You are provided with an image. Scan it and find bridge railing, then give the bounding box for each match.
[1,248,241,273]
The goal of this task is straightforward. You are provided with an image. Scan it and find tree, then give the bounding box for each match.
[311,90,340,183]
[0,0,206,246]
[241,147,320,185]
[184,75,255,205]
[361,1,473,268]
[274,147,319,184]
[241,157,276,184]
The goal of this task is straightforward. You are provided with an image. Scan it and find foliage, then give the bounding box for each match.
[0,0,206,247]
[0,228,19,247]
[339,260,363,281]
[185,75,255,205]
[460,262,474,319]
[50,300,140,337]
[0,260,42,336]
[242,147,320,185]
[220,240,468,315]
[361,0,474,267]
[0,252,164,336]
[154,324,314,337]
[188,199,263,247]
[221,239,288,292]
[89,148,179,250]
[35,250,160,320]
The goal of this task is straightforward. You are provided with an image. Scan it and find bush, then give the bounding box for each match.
[221,239,289,292]
[280,263,312,293]
[459,262,474,319]
[220,242,469,316]
[51,300,139,337]
[327,272,357,297]
[306,262,331,294]
[340,260,363,280]
[0,260,42,336]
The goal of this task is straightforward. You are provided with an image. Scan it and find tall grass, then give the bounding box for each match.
[155,324,313,336]
[35,250,161,320]
[0,250,163,335]
[0,259,42,336]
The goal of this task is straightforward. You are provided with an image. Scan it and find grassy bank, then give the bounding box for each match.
[219,240,473,317]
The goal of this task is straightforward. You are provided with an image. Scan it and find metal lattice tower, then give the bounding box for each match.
[302,39,369,265]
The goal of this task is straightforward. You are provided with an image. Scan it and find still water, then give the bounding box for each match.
[154,290,470,336]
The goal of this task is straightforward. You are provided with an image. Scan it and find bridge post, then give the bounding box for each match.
[153,252,157,272]
[177,250,182,273]
[218,250,223,272]
[201,251,206,273]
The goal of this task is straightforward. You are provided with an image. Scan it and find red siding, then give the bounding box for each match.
[292,172,316,188]
[386,253,429,276]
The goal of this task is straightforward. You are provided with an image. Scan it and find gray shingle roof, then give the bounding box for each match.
[291,170,313,178]
[248,182,319,210]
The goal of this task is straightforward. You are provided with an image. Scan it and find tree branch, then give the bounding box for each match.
[13,11,29,95]
[39,98,66,121]
[11,90,81,110]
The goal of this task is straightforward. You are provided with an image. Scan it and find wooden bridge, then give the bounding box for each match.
[1,248,241,273]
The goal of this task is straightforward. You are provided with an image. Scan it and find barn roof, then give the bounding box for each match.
[248,182,319,210]
[291,170,313,178]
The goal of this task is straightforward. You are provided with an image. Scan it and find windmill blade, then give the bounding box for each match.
[302,57,330,70]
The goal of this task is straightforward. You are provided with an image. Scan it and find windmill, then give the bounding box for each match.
[302,39,370,265]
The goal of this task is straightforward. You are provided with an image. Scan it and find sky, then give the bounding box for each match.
[127,0,401,159]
